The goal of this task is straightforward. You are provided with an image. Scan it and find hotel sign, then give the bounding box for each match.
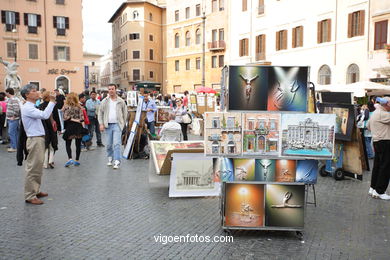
[48,69,77,75]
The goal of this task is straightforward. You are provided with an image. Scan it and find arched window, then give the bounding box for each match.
[195,29,201,44]
[133,11,139,20]
[347,64,359,84]
[149,12,153,21]
[185,31,191,46]
[318,65,331,85]
[175,33,180,48]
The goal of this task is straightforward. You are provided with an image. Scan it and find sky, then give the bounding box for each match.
[82,0,124,55]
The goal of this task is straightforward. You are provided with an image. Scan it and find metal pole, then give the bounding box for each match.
[14,40,17,62]
[202,11,206,87]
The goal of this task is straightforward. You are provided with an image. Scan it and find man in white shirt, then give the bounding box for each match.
[159,113,182,141]
[20,84,56,205]
[98,84,128,169]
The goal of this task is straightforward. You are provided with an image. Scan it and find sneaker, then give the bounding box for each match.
[64,160,73,167]
[7,148,17,153]
[81,148,88,152]
[372,190,390,200]
[369,187,374,196]
[113,160,120,169]
[73,161,80,166]
[107,157,113,166]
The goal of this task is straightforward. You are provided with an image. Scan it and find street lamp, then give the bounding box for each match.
[202,9,206,87]
[11,28,17,62]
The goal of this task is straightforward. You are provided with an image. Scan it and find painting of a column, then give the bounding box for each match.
[281,113,336,159]
[224,183,265,227]
[205,112,242,156]
[242,113,280,156]
[169,153,220,197]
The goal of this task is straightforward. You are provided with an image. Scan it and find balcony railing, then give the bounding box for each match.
[208,40,226,51]
[255,52,265,61]
[5,24,16,32]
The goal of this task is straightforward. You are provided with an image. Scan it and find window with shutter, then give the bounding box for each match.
[196,4,201,16]
[318,19,331,43]
[56,0,65,5]
[133,69,140,81]
[29,44,38,59]
[242,0,247,12]
[186,59,190,70]
[7,42,16,58]
[211,56,217,68]
[175,60,179,71]
[212,0,217,12]
[374,20,388,50]
[196,58,201,70]
[349,10,364,37]
[175,10,179,22]
[258,0,264,15]
[133,51,140,59]
[218,55,224,67]
[149,49,154,60]
[4,11,17,31]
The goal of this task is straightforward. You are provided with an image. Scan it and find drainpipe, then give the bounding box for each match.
[44,0,48,64]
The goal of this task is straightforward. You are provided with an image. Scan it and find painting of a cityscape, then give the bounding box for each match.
[204,112,242,156]
[242,113,280,156]
[281,114,336,159]
[169,153,220,197]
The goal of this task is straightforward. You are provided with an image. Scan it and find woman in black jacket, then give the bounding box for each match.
[39,91,58,169]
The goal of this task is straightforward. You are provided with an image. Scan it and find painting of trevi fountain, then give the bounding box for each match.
[281,114,336,159]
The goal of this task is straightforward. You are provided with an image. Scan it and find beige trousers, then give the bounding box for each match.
[43,146,55,168]
[24,136,45,200]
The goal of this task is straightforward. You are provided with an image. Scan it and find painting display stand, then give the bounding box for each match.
[215,65,321,239]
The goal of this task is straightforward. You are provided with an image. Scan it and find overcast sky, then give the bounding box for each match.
[83,0,124,55]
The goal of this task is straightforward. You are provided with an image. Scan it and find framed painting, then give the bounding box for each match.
[242,112,280,156]
[224,182,265,228]
[204,112,242,156]
[280,113,336,159]
[156,106,171,123]
[169,153,220,197]
[265,184,305,228]
[317,103,355,141]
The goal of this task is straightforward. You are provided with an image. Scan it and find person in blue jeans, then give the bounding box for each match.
[5,88,21,152]
[141,92,157,135]
[98,84,127,169]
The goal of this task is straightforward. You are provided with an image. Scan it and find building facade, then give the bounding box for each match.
[99,51,113,90]
[83,52,103,91]
[109,0,166,91]
[0,0,84,93]
[165,0,229,93]
[228,0,370,86]
[368,0,390,82]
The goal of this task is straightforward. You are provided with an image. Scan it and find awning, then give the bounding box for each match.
[135,81,161,91]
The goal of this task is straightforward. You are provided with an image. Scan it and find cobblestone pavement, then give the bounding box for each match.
[0,137,389,260]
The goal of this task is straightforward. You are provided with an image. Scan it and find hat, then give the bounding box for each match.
[376,97,390,105]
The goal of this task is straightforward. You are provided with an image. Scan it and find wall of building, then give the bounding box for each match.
[0,0,84,93]
[165,0,228,93]
[228,0,369,86]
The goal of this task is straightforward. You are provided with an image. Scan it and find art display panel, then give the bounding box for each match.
[233,159,256,181]
[265,184,305,228]
[255,159,276,182]
[204,112,242,156]
[281,113,336,159]
[169,153,220,197]
[224,183,265,227]
[242,113,280,156]
[150,141,204,174]
[317,103,355,141]
[275,160,297,182]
